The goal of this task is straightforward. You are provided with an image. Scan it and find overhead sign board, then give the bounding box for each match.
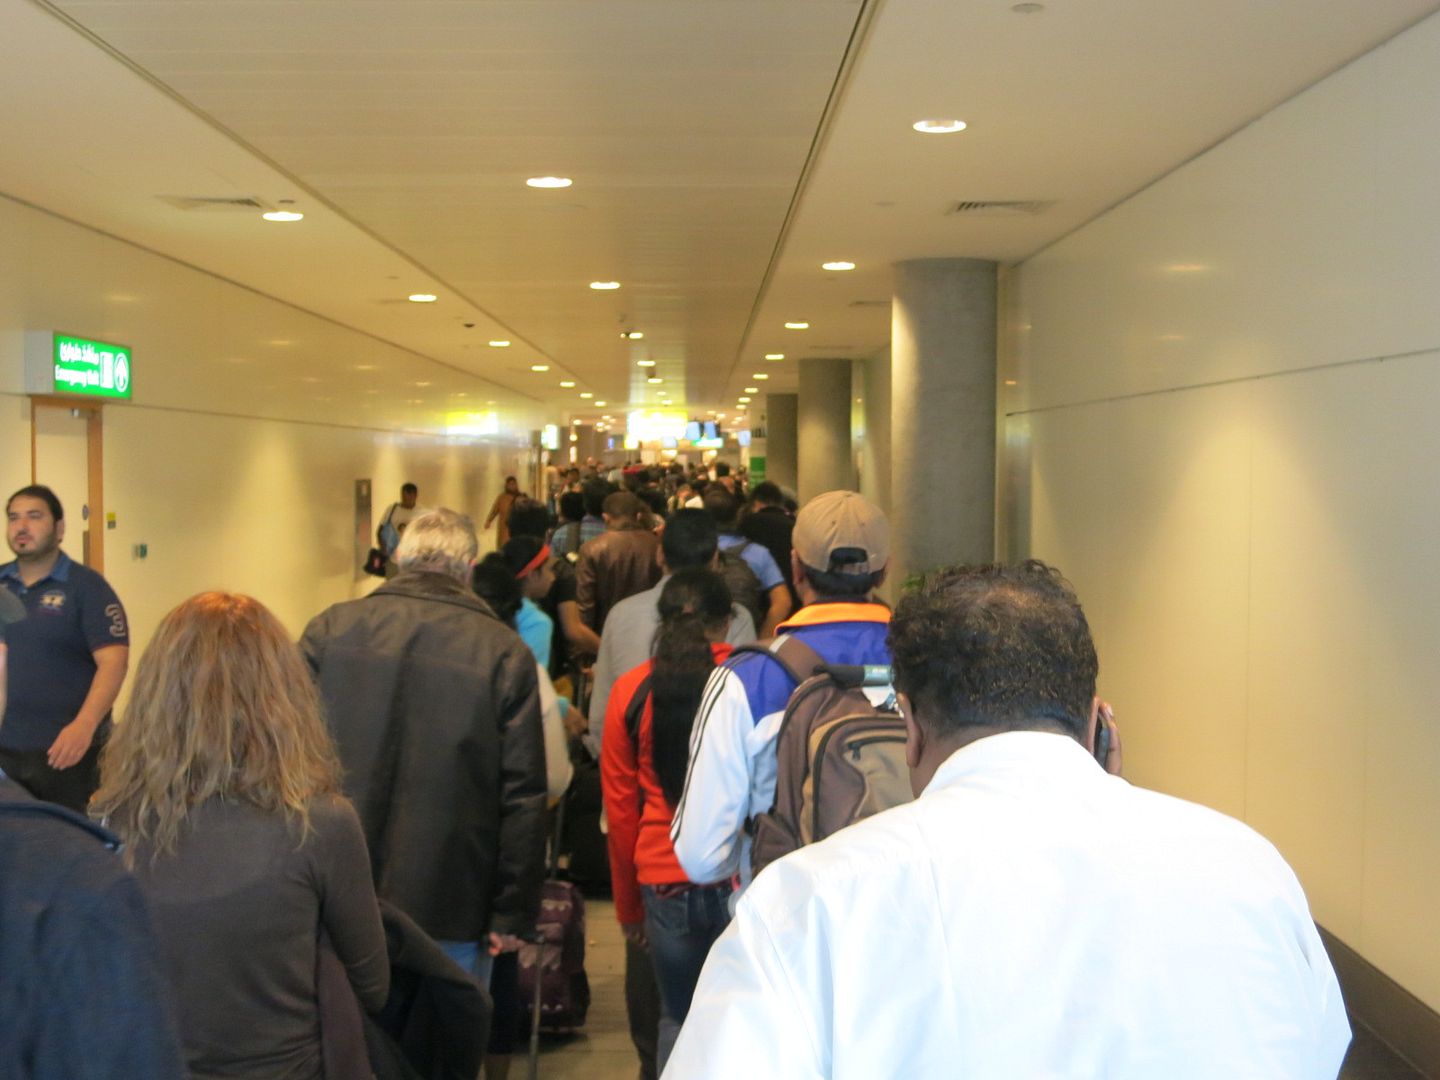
[25,331,133,400]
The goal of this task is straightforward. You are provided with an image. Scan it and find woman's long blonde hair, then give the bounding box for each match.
[92,591,341,863]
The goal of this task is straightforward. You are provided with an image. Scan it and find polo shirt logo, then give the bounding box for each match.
[39,591,66,612]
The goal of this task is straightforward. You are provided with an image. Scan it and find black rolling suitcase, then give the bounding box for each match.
[520,787,592,1078]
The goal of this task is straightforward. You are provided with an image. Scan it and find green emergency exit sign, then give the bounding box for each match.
[24,332,133,400]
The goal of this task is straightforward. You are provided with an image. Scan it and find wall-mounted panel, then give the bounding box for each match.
[1005,9,1440,1012]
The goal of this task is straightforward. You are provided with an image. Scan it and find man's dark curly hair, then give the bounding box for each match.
[888,560,1098,739]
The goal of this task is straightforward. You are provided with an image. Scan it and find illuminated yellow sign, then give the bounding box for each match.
[626,409,688,443]
[445,411,499,437]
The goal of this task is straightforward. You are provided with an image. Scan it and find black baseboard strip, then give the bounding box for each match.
[1320,926,1440,1079]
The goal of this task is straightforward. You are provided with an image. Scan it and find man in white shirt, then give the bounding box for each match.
[667,560,1351,1079]
[377,482,418,578]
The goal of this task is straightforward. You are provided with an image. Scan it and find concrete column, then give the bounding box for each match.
[764,392,798,494]
[798,358,854,504]
[891,258,997,585]
[574,424,604,466]
[855,350,892,519]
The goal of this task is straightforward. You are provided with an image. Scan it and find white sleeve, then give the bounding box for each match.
[536,663,574,802]
[663,895,824,1079]
[670,666,754,883]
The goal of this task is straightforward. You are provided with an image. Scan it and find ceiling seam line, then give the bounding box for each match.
[721,0,888,394]
[1004,345,1440,418]
[1011,3,1440,269]
[24,0,572,383]
[0,187,543,406]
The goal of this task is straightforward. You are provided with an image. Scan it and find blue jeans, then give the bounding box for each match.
[642,884,733,1072]
[437,940,495,990]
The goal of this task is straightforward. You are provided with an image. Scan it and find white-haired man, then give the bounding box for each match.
[302,507,547,985]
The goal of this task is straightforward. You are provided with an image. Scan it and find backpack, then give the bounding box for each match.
[743,636,913,879]
[718,541,766,630]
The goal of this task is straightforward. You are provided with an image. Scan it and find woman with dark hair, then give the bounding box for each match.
[600,568,736,1071]
[470,539,572,1080]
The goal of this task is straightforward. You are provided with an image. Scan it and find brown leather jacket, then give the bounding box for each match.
[576,527,662,632]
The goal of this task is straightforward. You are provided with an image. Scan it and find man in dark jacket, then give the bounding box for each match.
[0,773,186,1079]
[301,507,547,986]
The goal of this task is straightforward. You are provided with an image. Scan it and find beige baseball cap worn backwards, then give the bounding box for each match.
[792,491,890,575]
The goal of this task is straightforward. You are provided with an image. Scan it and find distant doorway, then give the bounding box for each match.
[30,399,104,572]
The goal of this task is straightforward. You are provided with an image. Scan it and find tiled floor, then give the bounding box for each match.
[533,899,1426,1080]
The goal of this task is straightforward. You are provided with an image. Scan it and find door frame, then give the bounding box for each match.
[29,396,105,574]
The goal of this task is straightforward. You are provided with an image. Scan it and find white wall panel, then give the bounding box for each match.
[1027,383,1253,821]
[1006,10,1440,1009]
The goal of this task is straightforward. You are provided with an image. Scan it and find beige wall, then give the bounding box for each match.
[1003,13,1440,1008]
[0,195,531,666]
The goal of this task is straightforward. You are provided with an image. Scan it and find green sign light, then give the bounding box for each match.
[51,334,132,399]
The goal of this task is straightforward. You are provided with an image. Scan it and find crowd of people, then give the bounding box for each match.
[0,464,1355,1079]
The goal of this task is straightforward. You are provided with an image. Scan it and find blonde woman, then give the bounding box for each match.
[92,592,387,1080]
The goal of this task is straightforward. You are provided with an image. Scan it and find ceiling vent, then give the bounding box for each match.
[157,195,269,212]
[947,199,1054,216]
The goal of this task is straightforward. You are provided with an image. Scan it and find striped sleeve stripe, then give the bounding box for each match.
[670,664,731,834]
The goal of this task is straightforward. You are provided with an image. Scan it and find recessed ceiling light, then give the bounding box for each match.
[637,359,656,367]
[765,353,785,360]
[595,400,608,407]
[261,210,304,222]
[526,176,573,188]
[745,387,758,394]
[717,413,726,419]
[590,281,621,290]
[415,381,432,387]
[488,339,511,348]
[531,364,550,372]
[559,380,576,388]
[912,119,967,134]
[572,418,581,425]
[355,364,377,371]
[784,322,809,330]
[622,331,644,340]
[738,396,752,403]
[1004,379,1018,386]
[647,377,663,385]
[580,392,594,399]
[707,410,717,416]
[822,261,856,271]
[408,293,438,303]
[752,373,768,380]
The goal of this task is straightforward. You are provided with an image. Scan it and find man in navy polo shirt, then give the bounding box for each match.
[0,485,129,811]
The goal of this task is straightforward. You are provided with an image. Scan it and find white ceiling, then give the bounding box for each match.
[5,0,1438,435]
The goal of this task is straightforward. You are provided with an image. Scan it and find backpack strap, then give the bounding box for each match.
[730,635,826,686]
[624,673,653,749]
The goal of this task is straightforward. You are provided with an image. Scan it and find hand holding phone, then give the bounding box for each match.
[1093,701,1119,775]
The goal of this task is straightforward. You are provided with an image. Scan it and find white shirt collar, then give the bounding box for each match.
[923,728,1104,797]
